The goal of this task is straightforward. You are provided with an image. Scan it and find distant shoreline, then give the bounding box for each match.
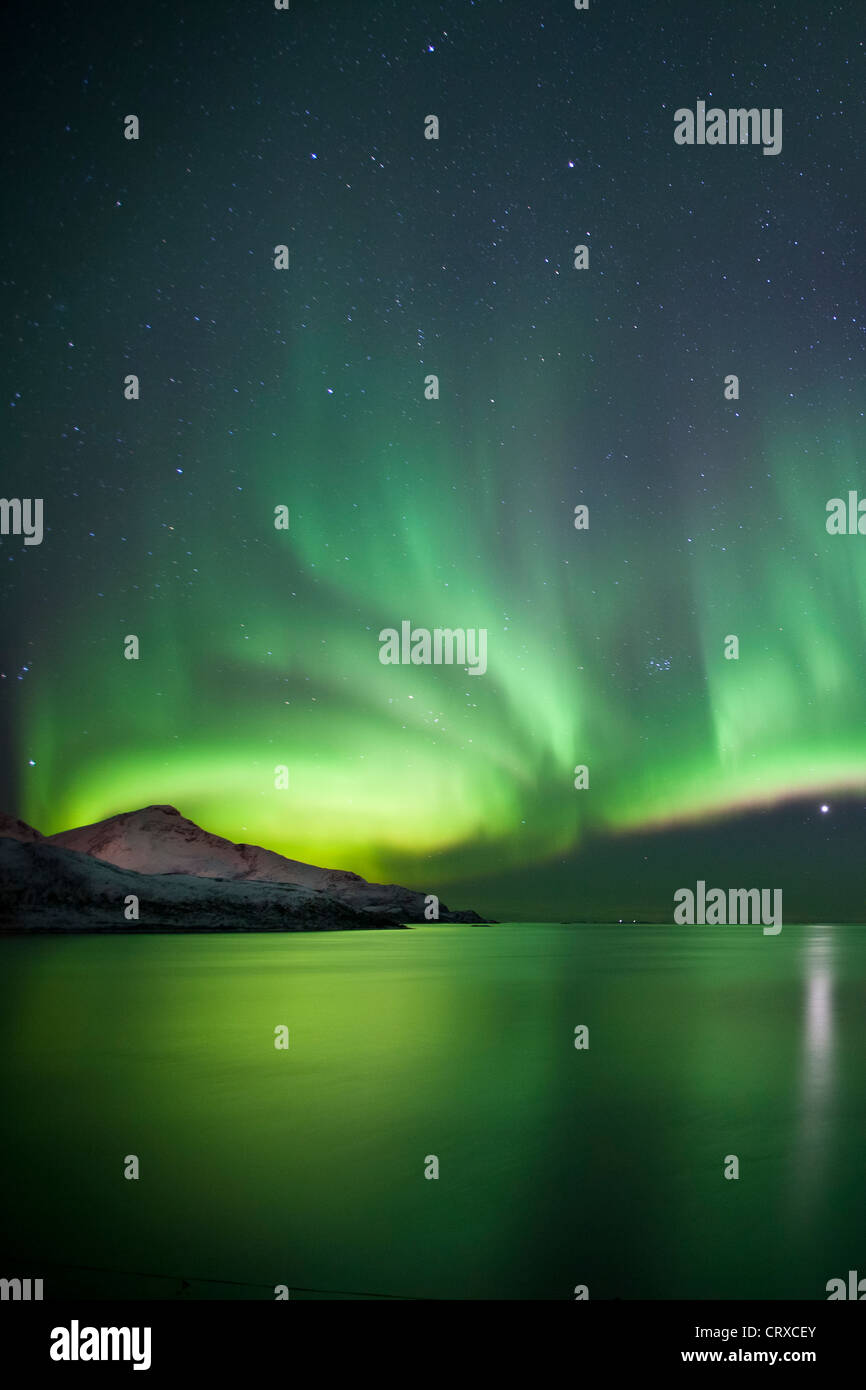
[0,923,409,935]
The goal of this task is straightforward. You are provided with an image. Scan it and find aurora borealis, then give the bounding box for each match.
[2,0,864,918]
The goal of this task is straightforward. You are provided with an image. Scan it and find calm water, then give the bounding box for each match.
[1,924,864,1300]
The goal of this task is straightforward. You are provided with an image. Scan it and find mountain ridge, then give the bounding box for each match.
[2,805,488,926]
[0,835,399,933]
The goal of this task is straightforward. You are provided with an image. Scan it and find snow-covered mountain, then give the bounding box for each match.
[0,835,399,932]
[45,804,485,923]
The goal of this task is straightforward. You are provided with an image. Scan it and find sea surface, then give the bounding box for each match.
[1,924,864,1300]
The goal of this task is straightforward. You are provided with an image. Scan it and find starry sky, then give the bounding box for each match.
[1,0,864,919]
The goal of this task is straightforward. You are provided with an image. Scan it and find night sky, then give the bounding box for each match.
[1,1,864,920]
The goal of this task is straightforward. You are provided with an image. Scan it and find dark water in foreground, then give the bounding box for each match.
[1,924,864,1300]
